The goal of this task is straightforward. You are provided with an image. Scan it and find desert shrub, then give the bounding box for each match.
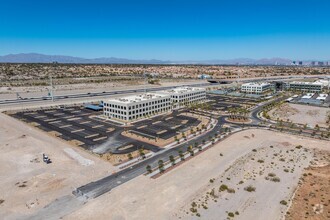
[244,185,256,192]
[268,173,276,177]
[257,159,264,163]
[271,177,281,182]
[228,212,235,217]
[219,184,228,192]
[227,188,236,193]
[280,200,288,205]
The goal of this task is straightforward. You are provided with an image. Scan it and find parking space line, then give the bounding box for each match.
[93,136,107,141]
[24,112,37,115]
[71,110,81,113]
[92,125,104,128]
[59,124,72,128]
[49,120,61,124]
[80,121,91,124]
[85,133,99,138]
[44,118,58,122]
[35,115,47,119]
[45,110,56,113]
[67,117,81,121]
[71,129,85,133]
[64,115,75,119]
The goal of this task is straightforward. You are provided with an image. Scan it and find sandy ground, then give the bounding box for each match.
[0,113,116,219]
[64,129,330,220]
[269,103,330,128]
[286,149,330,220]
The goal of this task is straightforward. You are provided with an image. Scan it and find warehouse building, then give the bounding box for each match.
[240,82,273,94]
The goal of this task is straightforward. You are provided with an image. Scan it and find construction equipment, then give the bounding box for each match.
[43,153,52,164]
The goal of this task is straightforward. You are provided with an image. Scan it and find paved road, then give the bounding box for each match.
[74,97,280,199]
[74,118,222,199]
[0,83,210,105]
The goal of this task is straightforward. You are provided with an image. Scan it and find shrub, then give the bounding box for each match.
[235,211,239,215]
[268,173,276,177]
[244,185,256,192]
[280,200,288,205]
[227,188,236,193]
[271,177,281,182]
[219,184,228,192]
[257,159,264,163]
[252,149,257,152]
[228,212,235,217]
[238,180,244,184]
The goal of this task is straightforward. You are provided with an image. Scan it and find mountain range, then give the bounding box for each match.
[0,53,294,65]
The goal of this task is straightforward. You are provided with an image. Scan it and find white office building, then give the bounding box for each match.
[103,87,206,122]
[241,82,273,94]
[288,81,323,92]
[160,87,206,109]
[103,93,171,121]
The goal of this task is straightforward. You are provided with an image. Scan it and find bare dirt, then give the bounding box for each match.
[64,129,330,220]
[269,103,329,128]
[0,113,115,219]
[286,149,330,220]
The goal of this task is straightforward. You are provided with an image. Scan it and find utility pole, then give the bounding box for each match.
[50,75,54,102]
[144,72,147,94]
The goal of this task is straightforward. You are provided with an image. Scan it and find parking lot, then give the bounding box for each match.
[206,94,259,112]
[11,107,162,154]
[131,110,201,140]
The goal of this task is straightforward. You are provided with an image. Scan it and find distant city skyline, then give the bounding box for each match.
[0,0,329,60]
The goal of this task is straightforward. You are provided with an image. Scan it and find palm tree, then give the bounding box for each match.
[169,155,176,166]
[158,160,164,173]
[187,145,194,156]
[178,150,185,161]
[127,153,133,160]
[146,165,152,174]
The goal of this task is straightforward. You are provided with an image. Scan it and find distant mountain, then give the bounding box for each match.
[0,53,292,65]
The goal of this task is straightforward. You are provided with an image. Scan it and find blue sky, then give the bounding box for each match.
[0,0,329,60]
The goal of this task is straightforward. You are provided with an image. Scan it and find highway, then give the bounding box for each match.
[0,83,210,105]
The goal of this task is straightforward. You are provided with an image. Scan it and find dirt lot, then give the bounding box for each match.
[64,129,330,220]
[286,149,330,220]
[0,113,115,219]
[269,103,330,128]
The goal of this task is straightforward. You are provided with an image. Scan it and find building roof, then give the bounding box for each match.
[316,93,328,100]
[301,93,314,99]
[241,82,271,87]
[289,81,323,86]
[85,104,103,111]
[107,93,170,104]
[161,86,205,94]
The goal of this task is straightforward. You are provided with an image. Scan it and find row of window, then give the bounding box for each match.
[105,108,170,120]
[104,99,170,110]
[104,104,170,115]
